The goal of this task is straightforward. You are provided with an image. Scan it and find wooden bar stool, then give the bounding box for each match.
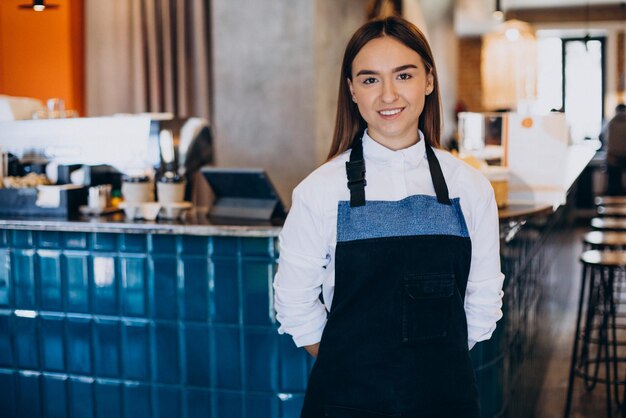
[598,206,626,218]
[584,232,626,337]
[592,217,626,231]
[564,250,626,418]
[585,232,626,250]
[596,196,626,206]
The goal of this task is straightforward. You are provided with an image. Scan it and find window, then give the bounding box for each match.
[536,35,605,143]
[563,37,605,142]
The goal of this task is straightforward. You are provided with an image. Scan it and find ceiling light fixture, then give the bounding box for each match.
[582,0,591,51]
[493,0,504,20]
[18,0,60,12]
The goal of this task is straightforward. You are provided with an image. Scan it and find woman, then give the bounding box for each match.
[273,16,504,418]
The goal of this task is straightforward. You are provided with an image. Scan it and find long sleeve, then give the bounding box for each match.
[273,186,330,347]
[465,188,505,350]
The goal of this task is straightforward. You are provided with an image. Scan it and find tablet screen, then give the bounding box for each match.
[201,167,286,221]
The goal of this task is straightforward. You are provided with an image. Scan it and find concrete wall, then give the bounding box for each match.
[211,0,315,207]
[313,0,366,163]
[211,0,366,207]
[422,7,459,147]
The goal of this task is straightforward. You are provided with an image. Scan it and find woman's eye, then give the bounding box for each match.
[363,77,377,85]
[398,73,412,80]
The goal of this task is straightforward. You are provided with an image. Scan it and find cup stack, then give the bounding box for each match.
[121,175,158,220]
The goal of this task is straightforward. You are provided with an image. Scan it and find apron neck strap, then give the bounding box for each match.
[346,135,451,207]
[424,141,451,205]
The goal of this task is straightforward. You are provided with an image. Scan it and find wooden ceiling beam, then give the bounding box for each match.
[505,4,626,23]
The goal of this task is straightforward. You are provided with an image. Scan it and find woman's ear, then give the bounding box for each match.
[426,72,434,96]
[347,78,357,102]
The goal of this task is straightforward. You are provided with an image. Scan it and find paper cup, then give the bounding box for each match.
[157,181,185,204]
[122,181,154,203]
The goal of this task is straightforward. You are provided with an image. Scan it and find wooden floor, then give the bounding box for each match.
[533,225,625,418]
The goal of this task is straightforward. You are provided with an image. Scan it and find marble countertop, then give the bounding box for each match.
[0,209,282,237]
[0,202,554,237]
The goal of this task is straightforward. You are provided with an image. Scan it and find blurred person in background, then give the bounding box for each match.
[602,103,626,195]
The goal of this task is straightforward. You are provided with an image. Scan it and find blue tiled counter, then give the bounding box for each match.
[0,204,560,418]
[0,221,315,418]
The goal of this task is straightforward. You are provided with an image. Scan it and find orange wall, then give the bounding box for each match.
[0,0,84,116]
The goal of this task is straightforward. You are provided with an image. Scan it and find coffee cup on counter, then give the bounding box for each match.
[121,175,154,203]
[156,172,185,204]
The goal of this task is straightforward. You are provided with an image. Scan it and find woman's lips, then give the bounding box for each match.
[378,107,404,119]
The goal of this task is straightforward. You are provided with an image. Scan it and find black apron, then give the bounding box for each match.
[300,136,480,418]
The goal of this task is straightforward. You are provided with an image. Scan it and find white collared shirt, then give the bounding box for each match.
[273,130,504,349]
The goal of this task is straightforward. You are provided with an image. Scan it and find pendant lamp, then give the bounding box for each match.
[18,0,59,12]
[481,19,537,111]
[493,0,503,20]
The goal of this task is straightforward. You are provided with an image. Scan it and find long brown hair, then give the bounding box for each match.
[327,16,442,160]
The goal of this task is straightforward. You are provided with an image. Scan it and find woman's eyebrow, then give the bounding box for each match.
[393,64,418,72]
[355,64,418,77]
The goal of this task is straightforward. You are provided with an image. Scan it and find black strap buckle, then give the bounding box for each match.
[346,160,365,180]
[347,177,367,191]
[346,139,366,207]
[346,160,366,190]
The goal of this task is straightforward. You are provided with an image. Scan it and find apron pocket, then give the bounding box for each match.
[324,405,401,417]
[402,272,455,343]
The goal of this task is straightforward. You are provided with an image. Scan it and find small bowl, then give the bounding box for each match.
[160,201,192,220]
[118,202,140,219]
[140,202,161,221]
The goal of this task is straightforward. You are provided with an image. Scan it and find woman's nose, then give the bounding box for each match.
[381,81,398,103]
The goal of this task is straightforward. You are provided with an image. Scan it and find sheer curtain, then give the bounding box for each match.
[85,0,211,120]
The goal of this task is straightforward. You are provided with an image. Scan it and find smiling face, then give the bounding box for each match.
[348,36,434,150]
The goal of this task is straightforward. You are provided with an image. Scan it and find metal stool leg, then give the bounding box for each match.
[583,268,602,391]
[621,344,626,418]
[603,267,614,416]
[565,263,590,417]
[609,267,623,408]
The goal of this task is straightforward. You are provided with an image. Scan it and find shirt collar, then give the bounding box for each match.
[362,129,426,166]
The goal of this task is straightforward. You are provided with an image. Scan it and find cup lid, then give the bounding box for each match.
[123,175,150,183]
[158,171,183,183]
